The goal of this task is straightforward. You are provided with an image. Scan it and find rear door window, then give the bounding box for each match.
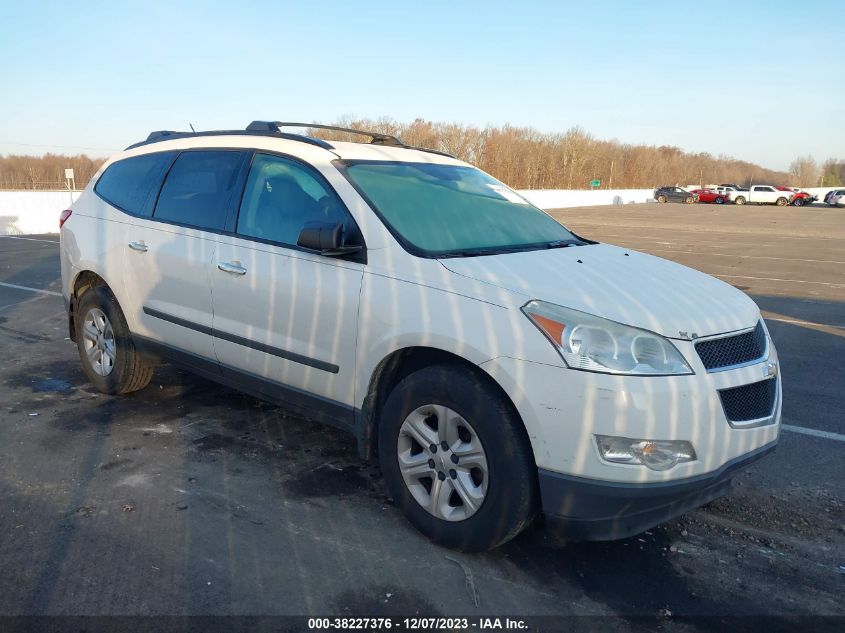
[94,152,176,216]
[154,150,245,230]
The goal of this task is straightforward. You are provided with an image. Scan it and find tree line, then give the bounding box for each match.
[2,119,842,191]
[311,118,833,189]
[0,153,104,190]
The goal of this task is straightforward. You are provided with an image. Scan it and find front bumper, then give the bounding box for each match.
[538,440,777,540]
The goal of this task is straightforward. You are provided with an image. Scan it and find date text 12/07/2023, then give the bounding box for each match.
[307,617,529,630]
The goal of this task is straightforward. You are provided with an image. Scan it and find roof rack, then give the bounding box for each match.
[247,121,404,147]
[126,122,456,159]
[126,128,335,151]
[247,121,456,158]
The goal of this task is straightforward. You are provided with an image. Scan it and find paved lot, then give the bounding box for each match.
[0,202,843,627]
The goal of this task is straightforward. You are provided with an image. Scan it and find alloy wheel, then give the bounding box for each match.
[82,307,116,376]
[397,404,489,522]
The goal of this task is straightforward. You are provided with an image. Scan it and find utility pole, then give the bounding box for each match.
[609,160,614,189]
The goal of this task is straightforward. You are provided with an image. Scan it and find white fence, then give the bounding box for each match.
[0,188,657,235]
[1,191,81,235]
[518,189,654,208]
[0,186,839,236]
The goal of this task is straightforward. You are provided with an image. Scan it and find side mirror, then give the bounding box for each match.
[297,221,362,257]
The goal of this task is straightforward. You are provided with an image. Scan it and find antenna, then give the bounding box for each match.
[189,123,196,132]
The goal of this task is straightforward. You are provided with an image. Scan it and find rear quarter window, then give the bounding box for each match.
[94,152,176,216]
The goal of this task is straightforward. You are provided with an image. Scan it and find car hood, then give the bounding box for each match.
[440,243,760,339]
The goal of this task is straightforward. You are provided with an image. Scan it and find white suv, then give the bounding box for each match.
[59,121,781,550]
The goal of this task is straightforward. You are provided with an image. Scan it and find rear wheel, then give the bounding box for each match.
[378,364,538,551]
[685,196,694,204]
[657,195,667,203]
[776,197,788,206]
[734,196,746,205]
[793,198,804,207]
[75,286,153,394]
[715,196,724,204]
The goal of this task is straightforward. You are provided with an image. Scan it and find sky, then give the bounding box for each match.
[1,0,843,171]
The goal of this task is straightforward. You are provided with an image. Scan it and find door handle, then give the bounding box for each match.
[128,241,148,252]
[217,261,247,276]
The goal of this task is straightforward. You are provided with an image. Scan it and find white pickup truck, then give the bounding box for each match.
[730,185,794,206]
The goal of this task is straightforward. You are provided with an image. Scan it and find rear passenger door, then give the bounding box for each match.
[123,149,248,367]
[211,152,364,427]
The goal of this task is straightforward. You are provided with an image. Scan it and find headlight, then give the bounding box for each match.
[596,435,696,471]
[522,300,693,375]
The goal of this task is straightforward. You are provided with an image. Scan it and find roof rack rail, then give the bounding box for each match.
[125,122,456,159]
[125,128,335,151]
[246,121,457,158]
[248,121,404,147]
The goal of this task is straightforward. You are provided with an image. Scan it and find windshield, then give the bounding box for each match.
[340,161,583,256]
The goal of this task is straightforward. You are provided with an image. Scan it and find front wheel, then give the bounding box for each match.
[75,286,153,394]
[715,196,724,204]
[734,196,746,205]
[793,198,804,207]
[685,196,694,204]
[378,364,538,551]
[776,197,788,206]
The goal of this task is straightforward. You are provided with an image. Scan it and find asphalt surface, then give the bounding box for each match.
[0,202,843,628]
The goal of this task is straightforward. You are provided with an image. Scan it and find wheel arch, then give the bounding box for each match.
[67,270,113,342]
[355,346,531,465]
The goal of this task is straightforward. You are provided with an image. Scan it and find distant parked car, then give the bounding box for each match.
[654,186,697,204]
[775,187,817,206]
[730,185,793,206]
[690,189,727,204]
[829,190,845,207]
[824,189,845,206]
[714,185,745,197]
[718,183,748,191]
[791,192,817,206]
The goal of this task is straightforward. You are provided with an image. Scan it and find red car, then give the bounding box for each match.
[776,186,817,207]
[690,189,727,204]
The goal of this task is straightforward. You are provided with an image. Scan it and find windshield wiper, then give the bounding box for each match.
[545,240,580,249]
[440,248,509,258]
[441,240,585,258]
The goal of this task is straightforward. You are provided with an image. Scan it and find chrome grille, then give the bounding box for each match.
[695,321,766,371]
[718,378,777,422]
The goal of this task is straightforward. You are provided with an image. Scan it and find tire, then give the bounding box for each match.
[657,195,667,203]
[378,364,538,551]
[734,196,746,205]
[685,196,694,204]
[793,198,804,207]
[776,197,788,206]
[75,286,153,395]
[715,196,724,204]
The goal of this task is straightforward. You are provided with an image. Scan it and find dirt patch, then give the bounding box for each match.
[4,359,86,393]
[283,463,373,499]
[31,378,74,394]
[193,433,238,452]
[100,457,133,472]
[332,586,442,617]
[701,484,845,547]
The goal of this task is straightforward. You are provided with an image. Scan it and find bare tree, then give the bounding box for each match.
[789,155,820,187]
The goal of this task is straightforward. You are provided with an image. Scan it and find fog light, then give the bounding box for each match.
[595,435,696,471]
